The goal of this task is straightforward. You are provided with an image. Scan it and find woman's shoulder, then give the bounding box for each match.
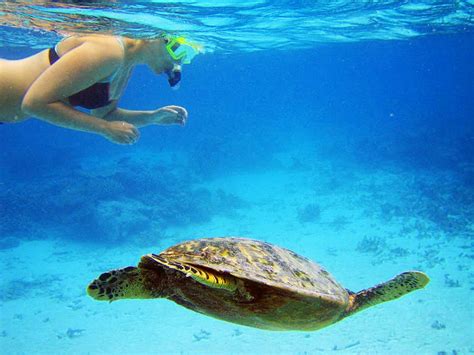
[56,35,125,59]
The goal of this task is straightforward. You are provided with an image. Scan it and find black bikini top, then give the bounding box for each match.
[48,47,112,109]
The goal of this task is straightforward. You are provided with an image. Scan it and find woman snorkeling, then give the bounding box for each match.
[0,34,200,144]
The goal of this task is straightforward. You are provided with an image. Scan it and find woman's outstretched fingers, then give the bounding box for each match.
[155,106,188,125]
[167,105,188,125]
[170,106,188,120]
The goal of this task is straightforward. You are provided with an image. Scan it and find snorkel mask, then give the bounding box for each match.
[162,35,201,89]
[165,36,201,65]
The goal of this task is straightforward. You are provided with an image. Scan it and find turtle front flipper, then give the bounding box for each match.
[87,266,156,302]
[146,254,238,292]
[343,271,430,317]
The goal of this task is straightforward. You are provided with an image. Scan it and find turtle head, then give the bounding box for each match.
[87,266,157,302]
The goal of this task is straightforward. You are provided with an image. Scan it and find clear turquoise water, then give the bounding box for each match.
[1,1,473,354]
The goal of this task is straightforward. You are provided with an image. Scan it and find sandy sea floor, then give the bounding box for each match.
[1,152,473,354]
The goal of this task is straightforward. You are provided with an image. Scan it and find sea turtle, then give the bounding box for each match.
[87,237,429,331]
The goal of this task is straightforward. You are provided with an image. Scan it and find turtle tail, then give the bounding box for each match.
[87,266,155,302]
[343,271,430,317]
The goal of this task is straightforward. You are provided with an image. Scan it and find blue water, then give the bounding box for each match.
[1,2,474,354]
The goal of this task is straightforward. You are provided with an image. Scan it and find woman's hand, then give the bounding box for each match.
[102,121,140,145]
[153,105,188,126]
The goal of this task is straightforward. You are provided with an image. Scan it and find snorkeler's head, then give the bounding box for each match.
[159,35,201,89]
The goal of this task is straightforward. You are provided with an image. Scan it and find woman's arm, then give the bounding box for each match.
[21,41,139,144]
[92,104,188,127]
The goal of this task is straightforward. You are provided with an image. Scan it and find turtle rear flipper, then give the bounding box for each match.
[344,271,430,317]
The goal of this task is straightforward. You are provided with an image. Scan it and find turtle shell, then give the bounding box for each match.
[158,237,348,305]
